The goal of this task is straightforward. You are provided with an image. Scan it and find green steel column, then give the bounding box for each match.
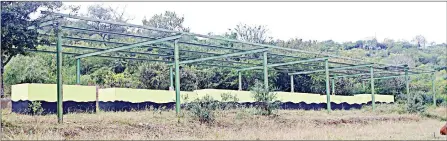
[174,40,181,115]
[263,52,268,90]
[362,80,365,90]
[238,71,242,91]
[56,24,63,123]
[331,78,335,95]
[432,72,436,106]
[290,75,294,92]
[370,66,375,111]
[76,59,80,85]
[169,66,174,91]
[325,59,331,112]
[405,67,410,102]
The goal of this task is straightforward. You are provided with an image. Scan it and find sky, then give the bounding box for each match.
[62,2,446,44]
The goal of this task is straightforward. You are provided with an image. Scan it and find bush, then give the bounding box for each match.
[250,81,280,116]
[406,92,426,114]
[186,95,219,124]
[28,101,44,115]
[220,92,239,109]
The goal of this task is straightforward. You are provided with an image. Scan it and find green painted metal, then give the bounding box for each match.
[237,57,329,71]
[27,20,56,30]
[362,80,365,90]
[75,35,182,59]
[169,66,174,91]
[361,71,434,81]
[290,75,294,92]
[46,11,435,72]
[56,24,63,123]
[27,49,243,70]
[331,78,335,95]
[76,59,80,84]
[288,64,373,75]
[57,34,258,60]
[63,25,365,67]
[174,40,181,115]
[432,72,436,106]
[325,59,331,112]
[405,67,410,103]
[370,66,375,111]
[173,48,268,65]
[263,52,269,90]
[238,71,242,91]
[48,43,173,58]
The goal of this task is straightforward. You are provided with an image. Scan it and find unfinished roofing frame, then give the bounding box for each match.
[31,11,437,124]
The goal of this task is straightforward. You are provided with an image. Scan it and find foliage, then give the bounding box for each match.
[405,91,427,114]
[220,92,239,109]
[250,81,280,116]
[4,55,51,85]
[186,95,219,124]
[28,101,43,115]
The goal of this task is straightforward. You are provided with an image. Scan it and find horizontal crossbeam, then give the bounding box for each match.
[288,64,373,75]
[170,48,269,65]
[74,35,182,59]
[48,43,172,58]
[237,57,329,71]
[44,11,433,72]
[26,49,170,62]
[361,72,433,81]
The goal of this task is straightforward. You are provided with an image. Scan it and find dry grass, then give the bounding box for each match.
[1,104,446,140]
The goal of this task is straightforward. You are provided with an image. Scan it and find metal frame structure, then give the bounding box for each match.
[29,11,437,123]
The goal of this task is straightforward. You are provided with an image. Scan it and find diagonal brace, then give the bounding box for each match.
[75,35,182,59]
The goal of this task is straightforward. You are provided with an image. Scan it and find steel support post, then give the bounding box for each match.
[405,67,410,103]
[325,59,331,112]
[290,75,294,92]
[76,59,81,85]
[370,66,375,111]
[362,80,365,91]
[238,71,242,91]
[56,24,63,123]
[174,40,181,115]
[169,66,174,91]
[331,78,335,95]
[432,72,436,106]
[263,52,268,90]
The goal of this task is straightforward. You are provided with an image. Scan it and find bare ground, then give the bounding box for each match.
[1,104,446,140]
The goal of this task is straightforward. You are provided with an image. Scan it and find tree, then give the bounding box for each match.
[142,11,190,37]
[1,1,62,97]
[412,35,426,48]
[80,4,133,43]
[229,23,272,44]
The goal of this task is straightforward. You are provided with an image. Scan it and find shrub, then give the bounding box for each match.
[250,81,279,116]
[28,101,44,115]
[406,92,426,114]
[186,95,219,124]
[220,92,239,109]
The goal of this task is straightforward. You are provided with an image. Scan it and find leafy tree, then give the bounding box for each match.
[142,11,190,37]
[1,1,62,97]
[412,35,426,48]
[229,23,272,44]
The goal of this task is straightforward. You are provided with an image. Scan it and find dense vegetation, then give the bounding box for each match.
[1,2,446,103]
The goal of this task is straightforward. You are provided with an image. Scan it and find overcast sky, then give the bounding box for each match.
[62,2,446,44]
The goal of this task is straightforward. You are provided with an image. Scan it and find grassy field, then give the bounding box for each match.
[1,104,446,140]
